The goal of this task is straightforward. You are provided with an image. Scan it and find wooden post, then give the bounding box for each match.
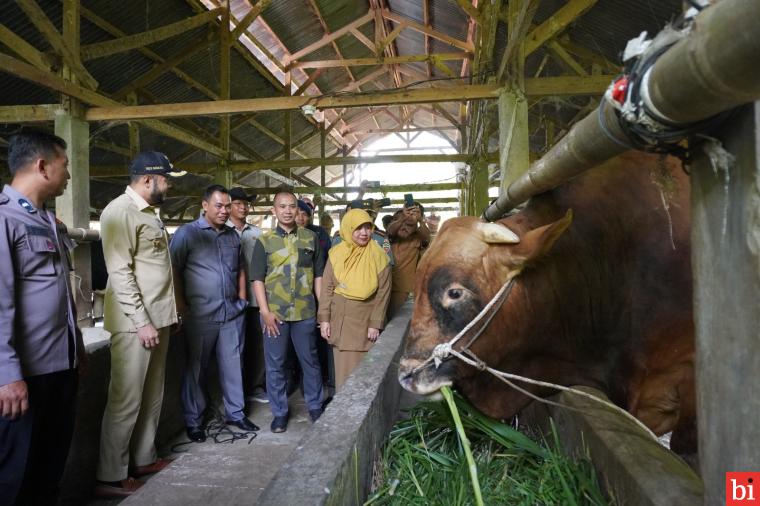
[342,144,348,201]
[127,92,139,156]
[219,1,231,158]
[320,121,326,216]
[468,161,490,216]
[691,102,760,505]
[498,87,530,194]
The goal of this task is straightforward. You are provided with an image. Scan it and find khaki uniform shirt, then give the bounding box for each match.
[101,186,177,333]
[317,260,391,352]
[250,226,325,322]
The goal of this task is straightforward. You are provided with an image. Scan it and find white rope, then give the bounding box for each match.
[411,274,659,441]
[449,348,658,440]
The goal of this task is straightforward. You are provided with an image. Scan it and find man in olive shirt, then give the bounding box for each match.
[95,152,186,497]
[251,190,325,433]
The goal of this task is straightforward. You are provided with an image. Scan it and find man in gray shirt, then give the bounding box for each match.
[227,188,266,404]
[171,185,259,442]
[0,131,84,505]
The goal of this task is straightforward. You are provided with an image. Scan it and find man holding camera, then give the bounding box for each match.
[386,200,430,315]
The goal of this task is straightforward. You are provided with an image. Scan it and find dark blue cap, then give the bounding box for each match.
[129,151,187,178]
[297,199,313,216]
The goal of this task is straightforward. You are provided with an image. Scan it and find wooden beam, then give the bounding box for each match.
[81,76,614,122]
[340,67,387,92]
[292,52,471,69]
[0,24,55,72]
[381,10,474,52]
[91,153,497,176]
[230,0,272,39]
[423,0,432,78]
[78,5,220,98]
[16,0,97,89]
[85,84,500,120]
[497,0,538,83]
[547,41,588,76]
[234,182,464,194]
[524,0,599,56]
[376,21,406,55]
[219,2,230,156]
[80,8,222,61]
[293,69,325,96]
[350,27,376,54]
[0,51,226,157]
[0,104,60,122]
[453,0,481,24]
[285,11,374,64]
[112,33,214,101]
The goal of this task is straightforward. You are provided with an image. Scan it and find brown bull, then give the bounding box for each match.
[398,152,696,452]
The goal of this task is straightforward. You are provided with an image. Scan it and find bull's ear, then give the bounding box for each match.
[508,209,573,268]
[477,221,520,244]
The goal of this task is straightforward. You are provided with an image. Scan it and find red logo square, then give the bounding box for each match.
[727,473,760,505]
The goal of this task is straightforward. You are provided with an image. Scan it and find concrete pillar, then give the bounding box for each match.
[498,88,530,194]
[214,161,233,188]
[54,110,92,325]
[690,102,760,504]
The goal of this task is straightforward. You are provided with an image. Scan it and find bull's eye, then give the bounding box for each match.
[447,288,463,299]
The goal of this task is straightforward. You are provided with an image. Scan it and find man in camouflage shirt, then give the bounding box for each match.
[251,190,325,433]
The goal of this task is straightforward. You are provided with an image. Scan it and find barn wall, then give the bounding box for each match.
[691,101,760,504]
[256,303,412,506]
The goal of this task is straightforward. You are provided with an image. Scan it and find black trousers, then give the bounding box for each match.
[0,369,78,506]
[243,307,266,396]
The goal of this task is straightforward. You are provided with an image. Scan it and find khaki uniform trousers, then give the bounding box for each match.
[333,349,368,389]
[97,327,170,481]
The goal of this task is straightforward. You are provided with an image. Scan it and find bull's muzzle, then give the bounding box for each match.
[398,356,455,395]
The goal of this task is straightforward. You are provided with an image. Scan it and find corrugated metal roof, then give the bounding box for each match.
[0,0,693,212]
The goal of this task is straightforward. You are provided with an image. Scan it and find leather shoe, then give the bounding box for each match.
[270,415,288,433]
[93,477,143,498]
[227,417,260,432]
[130,457,174,477]
[186,425,206,442]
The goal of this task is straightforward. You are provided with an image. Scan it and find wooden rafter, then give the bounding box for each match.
[293,69,325,96]
[83,77,617,121]
[0,24,56,72]
[80,8,222,61]
[292,52,471,69]
[422,0,432,78]
[340,67,387,92]
[230,0,272,39]
[453,0,481,24]
[91,154,495,176]
[524,0,599,56]
[16,0,97,89]
[380,10,474,52]
[284,11,374,64]
[79,5,219,99]
[112,32,215,101]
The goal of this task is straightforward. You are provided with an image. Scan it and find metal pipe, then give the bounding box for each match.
[483,0,760,221]
[66,227,100,242]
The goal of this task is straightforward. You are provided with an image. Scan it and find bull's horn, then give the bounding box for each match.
[477,222,520,244]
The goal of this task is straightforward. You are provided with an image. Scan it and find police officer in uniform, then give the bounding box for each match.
[0,131,84,505]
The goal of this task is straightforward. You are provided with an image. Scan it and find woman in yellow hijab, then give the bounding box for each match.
[318,209,391,388]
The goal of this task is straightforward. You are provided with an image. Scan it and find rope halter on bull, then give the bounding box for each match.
[409,274,658,441]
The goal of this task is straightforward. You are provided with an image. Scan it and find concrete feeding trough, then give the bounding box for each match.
[256,301,703,505]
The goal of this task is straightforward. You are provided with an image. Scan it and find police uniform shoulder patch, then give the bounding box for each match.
[18,198,35,213]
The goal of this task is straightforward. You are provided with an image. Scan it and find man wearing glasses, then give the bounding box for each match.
[227,188,267,405]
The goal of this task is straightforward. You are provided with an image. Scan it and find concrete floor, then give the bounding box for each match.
[88,392,317,506]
